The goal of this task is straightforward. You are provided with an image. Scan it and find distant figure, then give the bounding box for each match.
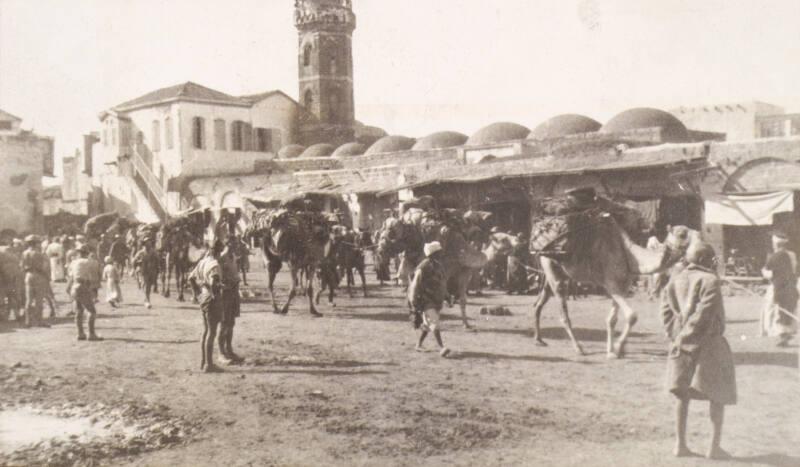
[45,237,65,282]
[661,242,736,460]
[68,246,103,341]
[646,231,666,300]
[235,236,250,287]
[21,235,50,328]
[761,231,798,347]
[108,234,129,279]
[409,241,450,357]
[102,256,122,308]
[506,232,530,295]
[133,242,160,309]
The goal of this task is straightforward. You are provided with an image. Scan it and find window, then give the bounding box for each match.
[214,119,226,150]
[255,128,271,152]
[103,129,108,146]
[303,44,312,67]
[120,125,130,146]
[0,121,12,130]
[152,120,161,151]
[330,57,337,74]
[136,131,144,145]
[165,116,173,149]
[192,117,205,149]
[243,123,252,151]
[304,89,313,108]
[231,121,244,151]
[112,127,117,146]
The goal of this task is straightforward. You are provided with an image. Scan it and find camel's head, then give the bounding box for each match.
[662,225,703,268]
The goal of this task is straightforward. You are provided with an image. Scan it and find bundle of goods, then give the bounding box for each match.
[84,212,119,237]
[136,223,161,245]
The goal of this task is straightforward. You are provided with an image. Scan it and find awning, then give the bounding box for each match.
[705,191,794,226]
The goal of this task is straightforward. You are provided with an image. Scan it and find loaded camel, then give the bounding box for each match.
[376,206,488,329]
[529,192,701,358]
[247,208,335,317]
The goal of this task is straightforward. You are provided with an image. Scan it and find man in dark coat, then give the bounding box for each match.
[661,242,736,460]
[108,234,129,278]
[133,242,160,309]
[409,241,450,357]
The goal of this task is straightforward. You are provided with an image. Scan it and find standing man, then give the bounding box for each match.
[21,235,50,328]
[218,239,244,364]
[133,242,160,309]
[108,234,129,279]
[762,230,798,347]
[191,243,223,373]
[235,236,250,287]
[661,242,736,459]
[409,241,450,357]
[68,246,103,341]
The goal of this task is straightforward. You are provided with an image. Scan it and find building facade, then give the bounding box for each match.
[0,109,54,235]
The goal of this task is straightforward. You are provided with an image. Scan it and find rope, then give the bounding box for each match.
[720,277,799,322]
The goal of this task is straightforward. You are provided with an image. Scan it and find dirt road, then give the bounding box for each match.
[1,261,798,466]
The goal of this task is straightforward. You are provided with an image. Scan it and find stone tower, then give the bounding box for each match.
[295,0,356,146]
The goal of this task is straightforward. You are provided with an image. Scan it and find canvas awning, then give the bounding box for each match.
[704,191,795,226]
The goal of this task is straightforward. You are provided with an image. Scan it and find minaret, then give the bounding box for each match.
[295,0,356,146]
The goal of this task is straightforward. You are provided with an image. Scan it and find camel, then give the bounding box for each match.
[248,209,334,317]
[530,206,700,358]
[333,226,369,298]
[376,207,488,329]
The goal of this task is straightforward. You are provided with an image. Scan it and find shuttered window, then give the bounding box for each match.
[152,120,161,151]
[192,117,205,149]
[214,119,226,150]
[165,116,173,149]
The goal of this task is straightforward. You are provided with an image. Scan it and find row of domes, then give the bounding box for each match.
[277,107,689,159]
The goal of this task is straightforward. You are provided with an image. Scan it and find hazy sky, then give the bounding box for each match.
[2,0,800,177]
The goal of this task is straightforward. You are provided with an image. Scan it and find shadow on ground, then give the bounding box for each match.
[734,352,798,368]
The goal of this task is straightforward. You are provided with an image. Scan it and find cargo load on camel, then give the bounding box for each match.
[529,188,648,258]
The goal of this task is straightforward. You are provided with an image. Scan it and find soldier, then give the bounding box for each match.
[218,239,244,364]
[68,246,103,341]
[21,235,50,328]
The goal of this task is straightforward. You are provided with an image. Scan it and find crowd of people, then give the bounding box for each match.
[0,215,797,459]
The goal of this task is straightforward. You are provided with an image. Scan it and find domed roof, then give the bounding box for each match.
[277,144,306,159]
[529,114,601,140]
[411,131,468,150]
[332,142,367,157]
[300,143,336,158]
[364,135,416,156]
[466,122,530,146]
[601,108,689,142]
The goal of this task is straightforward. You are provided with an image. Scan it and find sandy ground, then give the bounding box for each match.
[1,258,798,467]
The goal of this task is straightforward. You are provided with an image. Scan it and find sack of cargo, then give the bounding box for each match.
[529,215,571,254]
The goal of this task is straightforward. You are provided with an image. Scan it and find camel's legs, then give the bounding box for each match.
[306,267,322,317]
[358,264,368,298]
[606,302,620,357]
[609,293,637,358]
[458,272,472,329]
[555,291,585,356]
[532,284,552,346]
[279,268,298,315]
[267,257,282,313]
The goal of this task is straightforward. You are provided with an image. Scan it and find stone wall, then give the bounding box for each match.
[0,133,53,234]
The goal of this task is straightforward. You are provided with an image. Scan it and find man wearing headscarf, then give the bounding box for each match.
[409,241,450,357]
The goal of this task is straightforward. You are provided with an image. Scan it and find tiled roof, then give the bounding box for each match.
[0,108,22,122]
[112,82,247,111]
[238,90,298,105]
